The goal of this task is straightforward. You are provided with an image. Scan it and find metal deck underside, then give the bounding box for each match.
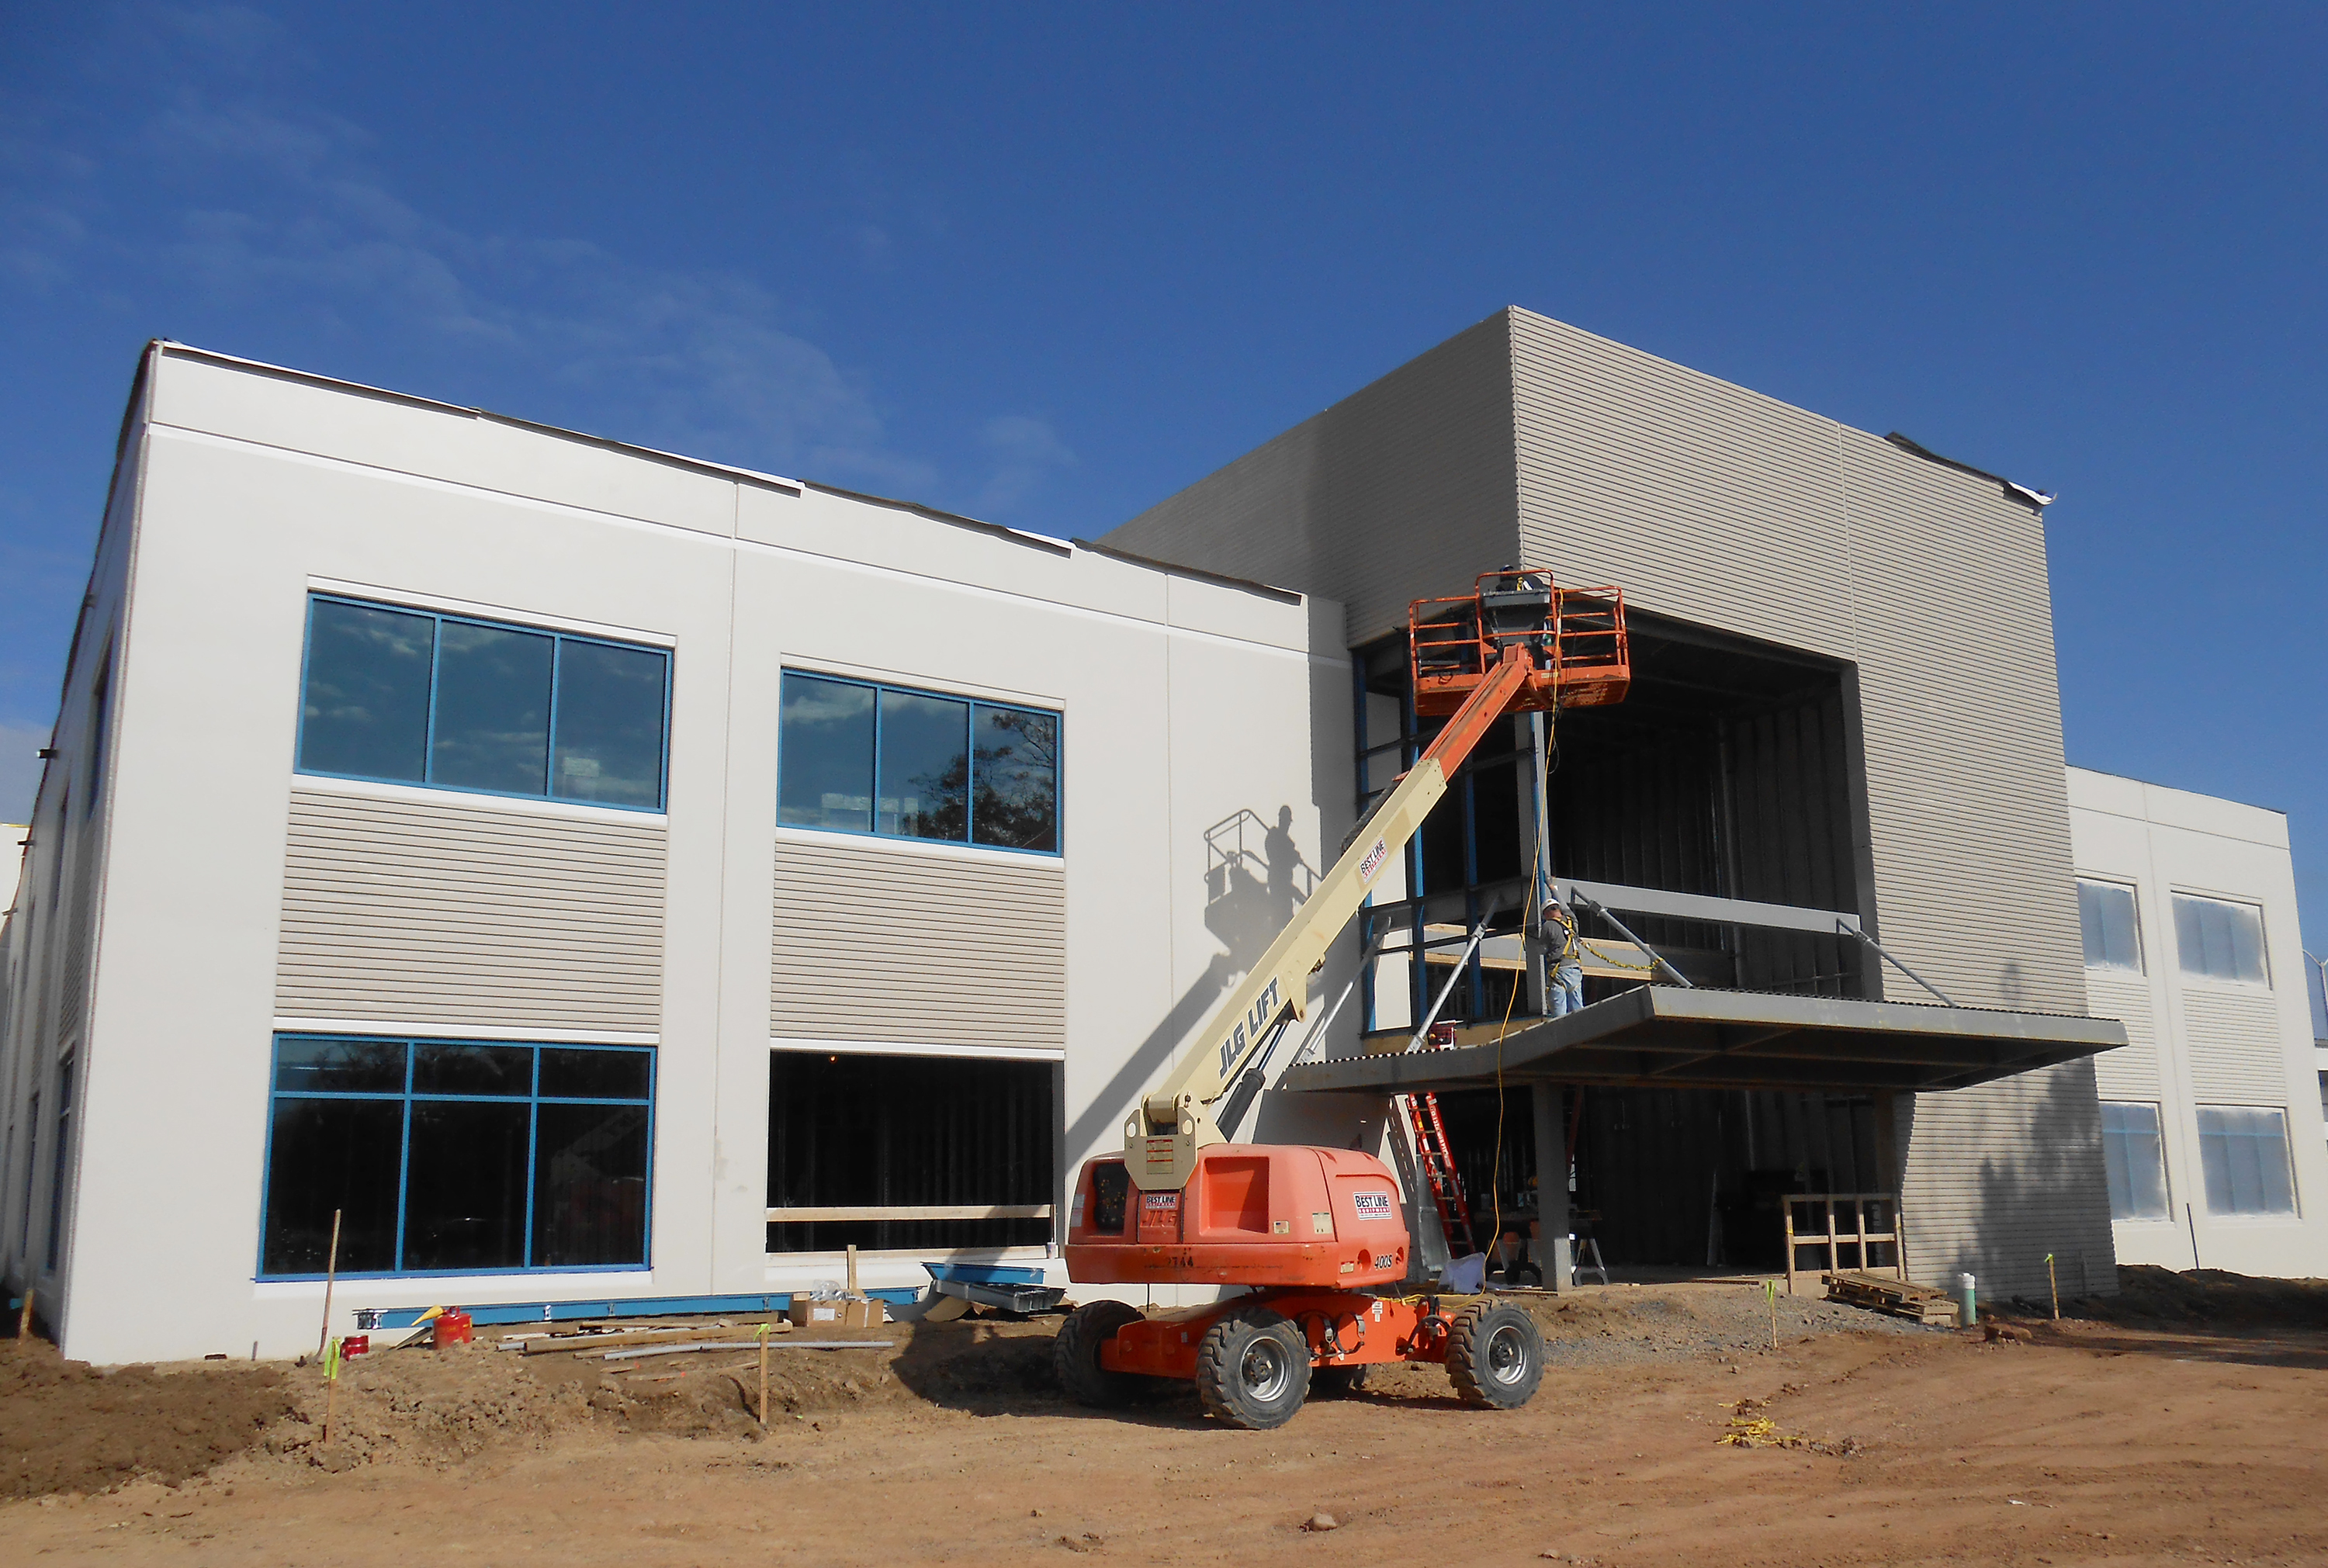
[1284,987,2128,1096]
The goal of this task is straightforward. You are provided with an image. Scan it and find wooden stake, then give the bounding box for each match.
[2046,1252,2060,1320]
[15,1287,31,1341]
[845,1242,860,1297]
[757,1323,771,1426]
[316,1208,342,1359]
[1765,1279,1778,1350]
[320,1336,341,1447]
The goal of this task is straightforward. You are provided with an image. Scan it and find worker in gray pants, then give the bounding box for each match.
[1540,901,1585,1016]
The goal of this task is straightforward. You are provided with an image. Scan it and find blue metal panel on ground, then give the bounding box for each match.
[365,1287,923,1330]
[923,1262,1048,1286]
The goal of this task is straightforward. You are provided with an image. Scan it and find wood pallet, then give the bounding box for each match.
[1824,1269,1959,1326]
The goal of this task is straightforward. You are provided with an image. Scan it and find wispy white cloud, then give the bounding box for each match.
[123,88,927,484]
[975,414,1077,514]
[5,2,1067,517]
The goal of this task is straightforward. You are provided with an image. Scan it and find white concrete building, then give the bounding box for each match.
[2069,767,2328,1277]
[5,317,2179,1366]
[0,343,1357,1363]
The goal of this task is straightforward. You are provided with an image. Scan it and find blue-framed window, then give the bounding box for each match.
[296,594,671,811]
[258,1035,654,1279]
[778,671,1060,853]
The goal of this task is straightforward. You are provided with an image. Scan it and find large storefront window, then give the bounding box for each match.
[259,1035,653,1278]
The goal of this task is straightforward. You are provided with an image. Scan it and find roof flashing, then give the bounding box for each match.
[1885,432,2056,511]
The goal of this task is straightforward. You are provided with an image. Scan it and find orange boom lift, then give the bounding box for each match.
[1055,571,1629,1428]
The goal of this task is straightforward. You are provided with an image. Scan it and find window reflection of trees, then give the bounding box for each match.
[972,707,1058,850]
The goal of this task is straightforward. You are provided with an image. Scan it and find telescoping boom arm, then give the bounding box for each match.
[1125,655,1538,1190]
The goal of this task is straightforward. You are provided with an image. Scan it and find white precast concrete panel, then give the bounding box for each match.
[147,351,743,537]
[2068,766,2328,1278]
[62,365,743,1361]
[16,342,1355,1358]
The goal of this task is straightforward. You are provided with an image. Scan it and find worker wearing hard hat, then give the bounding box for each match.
[1540,900,1585,1018]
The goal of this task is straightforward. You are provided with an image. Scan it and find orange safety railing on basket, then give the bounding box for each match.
[1408,570,1630,717]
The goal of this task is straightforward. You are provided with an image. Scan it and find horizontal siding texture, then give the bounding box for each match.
[276,789,667,1030]
[1510,312,1857,659]
[2181,988,2288,1103]
[771,837,1065,1049]
[2084,972,2160,1100]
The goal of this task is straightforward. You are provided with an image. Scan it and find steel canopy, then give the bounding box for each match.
[1283,986,2127,1096]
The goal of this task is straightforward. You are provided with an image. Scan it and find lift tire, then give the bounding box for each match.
[1309,1363,1371,1398]
[1194,1307,1311,1429]
[1446,1301,1544,1409]
[1053,1300,1148,1408]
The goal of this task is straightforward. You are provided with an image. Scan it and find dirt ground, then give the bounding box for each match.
[5,1268,2326,1566]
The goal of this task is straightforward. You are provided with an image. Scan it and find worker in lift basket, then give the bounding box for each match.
[1540,900,1585,1017]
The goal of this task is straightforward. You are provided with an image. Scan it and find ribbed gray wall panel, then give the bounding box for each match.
[2181,990,2288,1102]
[771,838,1065,1048]
[1105,304,2115,1298]
[276,789,667,1030]
[1106,313,1520,643]
[2085,972,2160,1099]
[1509,313,1857,658]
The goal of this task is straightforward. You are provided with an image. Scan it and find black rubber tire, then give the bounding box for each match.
[1309,1362,1371,1398]
[1053,1300,1148,1408]
[1446,1301,1544,1410]
[1194,1307,1311,1429]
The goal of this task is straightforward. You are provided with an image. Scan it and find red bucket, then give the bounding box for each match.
[341,1334,370,1358]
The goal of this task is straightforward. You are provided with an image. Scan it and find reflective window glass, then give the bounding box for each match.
[2077,880,2142,972]
[300,600,434,781]
[539,1047,652,1101]
[402,1101,532,1270]
[878,691,969,841]
[778,674,875,831]
[533,1103,651,1266]
[273,1037,407,1095]
[260,1036,654,1278]
[972,704,1058,851]
[431,621,553,794]
[413,1043,534,1096]
[777,672,1060,855]
[296,595,668,812]
[553,640,667,808]
[2100,1102,2169,1219]
[261,1099,402,1274]
[2197,1106,2296,1215]
[2174,895,2269,985]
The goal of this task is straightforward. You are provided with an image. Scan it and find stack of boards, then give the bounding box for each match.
[1823,1269,1962,1326]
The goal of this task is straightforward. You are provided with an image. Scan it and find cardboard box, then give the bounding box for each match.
[788,1296,886,1329]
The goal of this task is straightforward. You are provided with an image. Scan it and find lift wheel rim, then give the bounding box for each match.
[1239,1336,1294,1402]
[1484,1322,1531,1386]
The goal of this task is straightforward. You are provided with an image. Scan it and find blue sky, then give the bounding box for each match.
[4,5,2324,985]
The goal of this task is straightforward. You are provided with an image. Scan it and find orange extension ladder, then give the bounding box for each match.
[1401,1089,1479,1258]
